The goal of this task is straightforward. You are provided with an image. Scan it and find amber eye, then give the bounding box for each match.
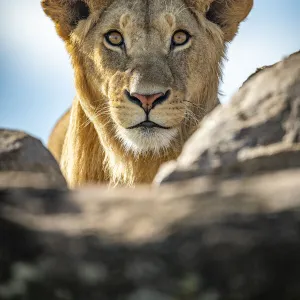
[171,30,191,47]
[104,30,124,47]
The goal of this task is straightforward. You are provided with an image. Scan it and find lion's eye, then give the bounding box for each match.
[105,31,124,47]
[171,30,191,47]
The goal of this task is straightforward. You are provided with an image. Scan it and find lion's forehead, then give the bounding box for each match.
[99,0,195,31]
[107,0,187,14]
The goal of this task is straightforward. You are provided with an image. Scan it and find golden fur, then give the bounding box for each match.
[43,0,253,187]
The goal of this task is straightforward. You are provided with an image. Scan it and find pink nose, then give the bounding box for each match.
[132,93,164,110]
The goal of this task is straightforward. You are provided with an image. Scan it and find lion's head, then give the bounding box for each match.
[43,0,253,185]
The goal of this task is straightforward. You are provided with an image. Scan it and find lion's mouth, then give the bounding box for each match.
[127,121,170,130]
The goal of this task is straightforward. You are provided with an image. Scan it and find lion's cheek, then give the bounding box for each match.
[106,72,131,101]
[150,105,186,128]
[110,106,145,129]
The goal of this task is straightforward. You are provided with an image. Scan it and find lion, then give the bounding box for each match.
[42,0,253,187]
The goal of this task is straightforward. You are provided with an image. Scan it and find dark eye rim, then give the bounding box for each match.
[104,30,124,47]
[171,30,191,47]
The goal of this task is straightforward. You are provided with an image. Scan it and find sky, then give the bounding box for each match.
[0,0,299,144]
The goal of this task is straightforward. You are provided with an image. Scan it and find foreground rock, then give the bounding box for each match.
[1,53,300,300]
[155,52,300,184]
[0,130,67,188]
[1,170,300,300]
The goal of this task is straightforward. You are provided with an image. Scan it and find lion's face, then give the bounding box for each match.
[71,0,224,154]
[43,0,253,155]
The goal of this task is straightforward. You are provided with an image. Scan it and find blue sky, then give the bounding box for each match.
[0,0,299,144]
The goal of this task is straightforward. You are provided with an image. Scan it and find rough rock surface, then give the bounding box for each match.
[1,53,300,300]
[155,52,300,184]
[1,170,300,300]
[0,130,67,188]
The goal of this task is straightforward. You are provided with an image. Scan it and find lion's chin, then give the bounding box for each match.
[116,126,178,155]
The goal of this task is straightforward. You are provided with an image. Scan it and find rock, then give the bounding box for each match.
[155,52,300,184]
[0,129,67,189]
[1,53,300,299]
[1,170,300,299]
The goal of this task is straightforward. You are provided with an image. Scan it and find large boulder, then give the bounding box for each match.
[1,170,300,300]
[155,52,300,184]
[0,130,67,188]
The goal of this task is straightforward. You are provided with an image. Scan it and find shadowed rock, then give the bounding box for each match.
[1,170,300,300]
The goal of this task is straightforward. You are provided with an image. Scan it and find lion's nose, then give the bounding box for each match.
[132,93,163,109]
[126,90,170,112]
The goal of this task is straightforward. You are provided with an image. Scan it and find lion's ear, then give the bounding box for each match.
[205,0,253,42]
[41,0,90,40]
[189,0,253,42]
